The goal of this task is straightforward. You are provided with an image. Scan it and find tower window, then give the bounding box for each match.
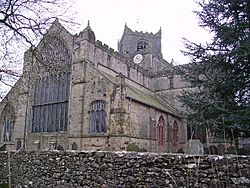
[137,40,148,52]
[90,100,106,133]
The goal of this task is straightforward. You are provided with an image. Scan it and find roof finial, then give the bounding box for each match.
[156,26,162,36]
[124,22,128,30]
[87,20,90,27]
[124,22,132,33]
[53,18,60,25]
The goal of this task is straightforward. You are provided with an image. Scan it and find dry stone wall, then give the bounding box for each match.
[0,152,8,186]
[0,151,250,188]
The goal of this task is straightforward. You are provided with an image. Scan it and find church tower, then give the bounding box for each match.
[118,24,163,62]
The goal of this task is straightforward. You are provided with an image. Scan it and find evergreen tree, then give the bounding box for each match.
[179,0,250,139]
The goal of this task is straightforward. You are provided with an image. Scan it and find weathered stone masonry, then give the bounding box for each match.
[0,20,187,153]
[0,151,250,187]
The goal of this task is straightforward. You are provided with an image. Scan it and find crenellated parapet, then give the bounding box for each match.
[119,24,163,59]
[92,40,149,75]
[123,24,161,38]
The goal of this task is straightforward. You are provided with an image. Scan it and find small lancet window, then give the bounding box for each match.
[157,115,165,147]
[173,121,179,146]
[90,100,106,133]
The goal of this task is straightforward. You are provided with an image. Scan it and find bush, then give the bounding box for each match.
[126,143,147,152]
[126,143,140,152]
[0,183,9,188]
[237,148,246,155]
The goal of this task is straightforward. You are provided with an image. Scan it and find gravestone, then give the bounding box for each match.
[185,139,204,154]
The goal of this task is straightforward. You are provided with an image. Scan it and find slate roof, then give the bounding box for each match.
[125,85,180,117]
[97,66,181,117]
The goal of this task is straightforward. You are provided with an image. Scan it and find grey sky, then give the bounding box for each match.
[74,0,211,65]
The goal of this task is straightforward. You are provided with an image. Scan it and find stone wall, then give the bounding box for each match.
[0,151,250,188]
[0,152,8,186]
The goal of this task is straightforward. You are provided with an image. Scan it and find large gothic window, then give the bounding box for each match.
[1,104,15,142]
[157,116,165,147]
[31,37,71,133]
[90,100,106,133]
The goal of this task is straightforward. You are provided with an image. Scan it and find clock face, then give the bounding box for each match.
[133,54,143,64]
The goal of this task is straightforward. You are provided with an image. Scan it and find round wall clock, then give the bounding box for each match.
[133,54,143,64]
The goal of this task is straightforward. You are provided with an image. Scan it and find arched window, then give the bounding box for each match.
[31,37,71,133]
[90,100,106,133]
[157,116,165,147]
[1,103,15,142]
[172,121,179,146]
[137,40,148,52]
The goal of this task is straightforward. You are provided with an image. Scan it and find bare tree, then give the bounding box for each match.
[0,0,76,98]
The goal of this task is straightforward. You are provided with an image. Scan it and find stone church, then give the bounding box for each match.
[0,20,188,153]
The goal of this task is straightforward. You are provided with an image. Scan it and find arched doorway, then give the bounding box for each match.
[157,116,165,152]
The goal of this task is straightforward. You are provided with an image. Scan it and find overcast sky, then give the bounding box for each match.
[74,0,212,65]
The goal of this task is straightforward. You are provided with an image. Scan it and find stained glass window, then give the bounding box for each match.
[90,100,106,133]
[31,37,71,133]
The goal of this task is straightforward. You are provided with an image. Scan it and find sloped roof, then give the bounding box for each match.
[125,85,180,117]
[96,66,181,117]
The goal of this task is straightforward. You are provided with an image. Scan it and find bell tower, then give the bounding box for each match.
[118,24,163,61]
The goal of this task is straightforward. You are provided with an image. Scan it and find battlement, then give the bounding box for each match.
[74,25,151,77]
[93,40,143,70]
[94,40,126,61]
[124,24,161,38]
[133,30,161,38]
[119,24,162,59]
